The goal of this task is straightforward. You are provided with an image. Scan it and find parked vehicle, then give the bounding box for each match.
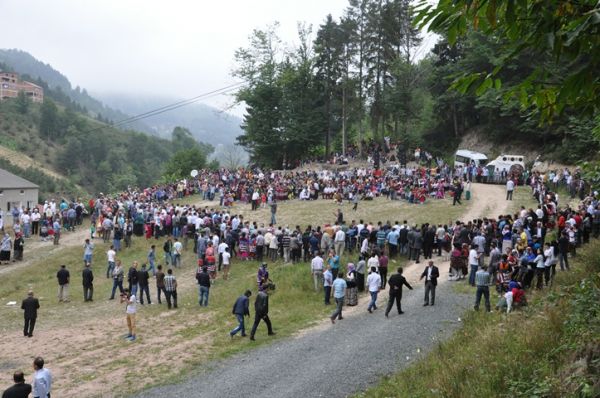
[454,149,488,168]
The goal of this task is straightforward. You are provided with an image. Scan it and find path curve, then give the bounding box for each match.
[134,184,507,398]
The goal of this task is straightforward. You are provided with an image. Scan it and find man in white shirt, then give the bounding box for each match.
[106,246,116,279]
[334,228,346,258]
[468,245,481,286]
[366,267,382,313]
[221,247,232,280]
[218,241,229,271]
[310,252,324,292]
[32,356,52,398]
[506,179,515,200]
[367,253,379,273]
[173,238,183,267]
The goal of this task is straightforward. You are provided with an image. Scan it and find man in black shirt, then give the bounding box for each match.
[249,289,275,341]
[127,262,139,296]
[21,291,39,337]
[137,263,151,305]
[82,263,94,302]
[1,371,31,398]
[56,265,70,302]
[385,267,413,317]
[196,266,211,306]
[558,232,570,271]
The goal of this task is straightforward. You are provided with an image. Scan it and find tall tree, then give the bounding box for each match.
[233,25,284,167]
[314,14,345,157]
[39,98,59,143]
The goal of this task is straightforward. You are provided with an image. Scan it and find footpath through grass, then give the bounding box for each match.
[0,195,469,397]
[357,241,600,398]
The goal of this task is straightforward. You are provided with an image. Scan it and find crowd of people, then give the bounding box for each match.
[3,155,599,396]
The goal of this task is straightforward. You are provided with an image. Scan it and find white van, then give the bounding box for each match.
[486,154,526,175]
[454,149,488,168]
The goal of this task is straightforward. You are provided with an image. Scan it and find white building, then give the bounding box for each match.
[0,168,39,217]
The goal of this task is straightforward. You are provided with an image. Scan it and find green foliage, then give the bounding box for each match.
[163,147,207,180]
[415,0,600,122]
[15,90,29,114]
[38,98,59,141]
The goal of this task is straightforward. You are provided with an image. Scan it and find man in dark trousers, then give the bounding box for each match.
[230,290,251,338]
[21,291,39,337]
[250,288,276,341]
[385,267,413,317]
[420,260,440,306]
[127,261,139,296]
[137,263,151,305]
[82,262,94,302]
[1,371,32,398]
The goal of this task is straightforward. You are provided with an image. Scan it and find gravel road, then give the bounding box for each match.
[134,282,471,398]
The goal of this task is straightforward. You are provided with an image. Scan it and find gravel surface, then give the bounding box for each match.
[134,282,471,398]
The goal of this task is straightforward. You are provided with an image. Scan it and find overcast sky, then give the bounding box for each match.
[0,0,435,114]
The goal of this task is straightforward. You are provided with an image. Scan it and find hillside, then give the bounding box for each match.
[0,49,154,134]
[97,93,243,146]
[0,95,182,198]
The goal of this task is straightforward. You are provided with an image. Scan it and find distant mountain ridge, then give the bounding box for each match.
[0,48,153,133]
[97,93,243,147]
[0,49,243,146]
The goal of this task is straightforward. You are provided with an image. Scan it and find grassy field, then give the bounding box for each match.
[357,241,600,398]
[0,194,471,397]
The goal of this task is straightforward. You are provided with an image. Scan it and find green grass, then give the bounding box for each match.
[0,193,478,397]
[357,241,600,398]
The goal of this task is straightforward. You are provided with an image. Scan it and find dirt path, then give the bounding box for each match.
[401,183,509,284]
[135,183,509,398]
[0,227,89,275]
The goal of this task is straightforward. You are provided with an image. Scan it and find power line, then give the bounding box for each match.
[86,81,245,134]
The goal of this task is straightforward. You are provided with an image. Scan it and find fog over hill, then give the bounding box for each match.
[97,93,243,147]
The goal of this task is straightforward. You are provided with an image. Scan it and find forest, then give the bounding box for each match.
[0,80,214,198]
[233,0,600,169]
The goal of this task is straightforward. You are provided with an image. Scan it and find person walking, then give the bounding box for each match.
[474,266,492,312]
[270,199,277,225]
[378,253,388,289]
[172,238,183,267]
[420,260,439,306]
[120,288,137,341]
[32,357,52,398]
[1,370,32,398]
[323,266,333,305]
[109,260,125,300]
[82,262,94,302]
[330,273,347,324]
[385,267,413,317]
[164,268,178,309]
[230,290,251,338]
[366,266,382,313]
[83,239,94,266]
[249,289,275,340]
[147,245,156,276]
[137,264,151,305]
[221,247,231,280]
[21,291,39,338]
[506,178,515,200]
[56,264,70,302]
[155,264,166,304]
[468,244,481,286]
[196,266,211,306]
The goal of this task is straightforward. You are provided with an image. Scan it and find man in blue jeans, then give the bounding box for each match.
[468,245,481,286]
[196,266,211,306]
[230,290,251,338]
[366,267,382,313]
[330,273,347,323]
